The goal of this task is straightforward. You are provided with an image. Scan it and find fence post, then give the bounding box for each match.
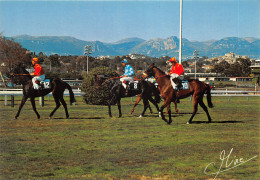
[39,96,44,107]
[11,95,14,107]
[5,95,7,106]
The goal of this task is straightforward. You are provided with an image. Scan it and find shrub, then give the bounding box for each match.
[81,66,119,105]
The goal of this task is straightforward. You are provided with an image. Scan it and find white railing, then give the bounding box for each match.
[0,89,259,107]
[0,88,84,96]
[211,90,260,96]
[1,88,259,97]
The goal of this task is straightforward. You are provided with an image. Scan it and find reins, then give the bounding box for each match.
[154,74,168,79]
[10,74,31,76]
[102,76,121,85]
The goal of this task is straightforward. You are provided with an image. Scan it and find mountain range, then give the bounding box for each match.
[9,35,260,59]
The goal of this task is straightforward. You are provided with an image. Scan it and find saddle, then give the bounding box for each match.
[123,81,141,91]
[35,79,51,90]
[171,79,190,90]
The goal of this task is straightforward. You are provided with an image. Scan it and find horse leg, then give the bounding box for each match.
[160,98,172,124]
[130,95,142,114]
[187,96,199,124]
[198,98,212,123]
[139,97,149,117]
[30,97,40,119]
[148,103,153,114]
[108,104,112,117]
[49,96,61,118]
[165,104,171,114]
[108,95,116,117]
[146,96,160,114]
[60,97,69,119]
[15,96,28,119]
[108,95,117,117]
[117,98,122,118]
[173,101,180,114]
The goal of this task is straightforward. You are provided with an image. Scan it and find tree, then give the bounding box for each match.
[0,35,30,73]
[49,54,61,67]
[238,57,251,77]
[211,61,230,76]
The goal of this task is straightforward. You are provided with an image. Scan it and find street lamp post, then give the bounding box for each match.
[193,50,199,79]
[84,45,92,74]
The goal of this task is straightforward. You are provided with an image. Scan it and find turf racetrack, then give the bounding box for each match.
[0,96,259,179]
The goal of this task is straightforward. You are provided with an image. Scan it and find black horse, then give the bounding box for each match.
[96,76,160,117]
[9,65,76,119]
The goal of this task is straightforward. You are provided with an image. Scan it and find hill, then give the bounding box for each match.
[9,35,260,59]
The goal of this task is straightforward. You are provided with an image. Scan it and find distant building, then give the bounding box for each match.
[250,59,260,84]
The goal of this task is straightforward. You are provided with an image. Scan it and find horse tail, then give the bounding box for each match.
[205,84,213,108]
[65,83,76,105]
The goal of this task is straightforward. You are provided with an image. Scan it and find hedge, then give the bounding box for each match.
[81,66,119,105]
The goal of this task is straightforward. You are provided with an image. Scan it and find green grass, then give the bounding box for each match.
[0,96,259,179]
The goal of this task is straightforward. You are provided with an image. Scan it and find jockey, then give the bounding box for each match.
[120,59,135,94]
[168,57,184,102]
[30,57,45,90]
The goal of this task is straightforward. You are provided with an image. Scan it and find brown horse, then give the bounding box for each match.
[145,64,213,124]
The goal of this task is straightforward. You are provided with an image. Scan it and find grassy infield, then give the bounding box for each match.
[0,95,259,179]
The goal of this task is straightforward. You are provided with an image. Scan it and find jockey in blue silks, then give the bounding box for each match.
[120,59,135,93]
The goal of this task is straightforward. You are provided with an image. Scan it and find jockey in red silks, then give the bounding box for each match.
[30,58,45,90]
[168,57,184,89]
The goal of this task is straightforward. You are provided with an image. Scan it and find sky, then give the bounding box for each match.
[0,0,259,43]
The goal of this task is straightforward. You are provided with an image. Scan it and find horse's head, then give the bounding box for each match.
[144,63,156,78]
[9,65,31,85]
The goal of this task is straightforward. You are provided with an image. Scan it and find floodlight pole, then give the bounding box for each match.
[84,45,92,74]
[179,0,183,64]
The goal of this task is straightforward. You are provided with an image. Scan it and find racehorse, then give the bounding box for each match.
[9,65,76,119]
[95,75,160,117]
[145,64,213,124]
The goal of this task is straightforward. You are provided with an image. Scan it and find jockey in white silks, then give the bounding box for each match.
[120,59,135,93]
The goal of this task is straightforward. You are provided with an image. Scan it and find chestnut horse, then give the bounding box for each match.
[145,64,213,124]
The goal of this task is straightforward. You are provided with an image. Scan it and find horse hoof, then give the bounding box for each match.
[14,117,17,120]
[138,115,142,118]
[186,122,190,124]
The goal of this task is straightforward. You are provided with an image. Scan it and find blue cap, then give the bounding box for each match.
[121,59,128,63]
